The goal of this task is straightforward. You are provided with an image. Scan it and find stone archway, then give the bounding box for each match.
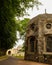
[6,49,12,56]
[8,51,11,55]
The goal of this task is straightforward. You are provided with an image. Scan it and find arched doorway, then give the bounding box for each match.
[8,51,11,55]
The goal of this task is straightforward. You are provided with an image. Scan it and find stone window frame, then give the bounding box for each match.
[46,20,52,29]
[27,36,37,53]
[43,35,52,55]
[46,23,52,29]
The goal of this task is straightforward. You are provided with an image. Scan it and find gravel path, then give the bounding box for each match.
[0,57,49,65]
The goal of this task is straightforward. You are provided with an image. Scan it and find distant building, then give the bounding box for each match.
[6,48,17,56]
[6,45,24,56]
[17,45,23,51]
[25,14,52,64]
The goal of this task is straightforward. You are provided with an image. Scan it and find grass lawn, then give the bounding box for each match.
[0,55,8,61]
[16,55,24,59]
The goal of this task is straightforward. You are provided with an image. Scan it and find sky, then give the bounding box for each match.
[14,0,52,48]
[20,0,52,19]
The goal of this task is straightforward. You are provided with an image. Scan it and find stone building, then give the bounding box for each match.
[25,14,52,63]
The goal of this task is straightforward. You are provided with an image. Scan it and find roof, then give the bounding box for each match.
[28,14,52,25]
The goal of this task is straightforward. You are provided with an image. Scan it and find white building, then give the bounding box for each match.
[6,48,17,56]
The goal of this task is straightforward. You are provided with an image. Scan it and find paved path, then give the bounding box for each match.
[0,57,49,65]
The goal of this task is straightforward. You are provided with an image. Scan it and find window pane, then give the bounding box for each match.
[46,35,52,52]
[30,24,35,30]
[29,36,35,52]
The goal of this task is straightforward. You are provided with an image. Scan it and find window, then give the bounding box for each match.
[30,23,35,30]
[29,36,35,52]
[46,35,52,52]
[46,23,51,29]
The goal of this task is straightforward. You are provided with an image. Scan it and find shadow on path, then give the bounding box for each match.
[0,57,49,65]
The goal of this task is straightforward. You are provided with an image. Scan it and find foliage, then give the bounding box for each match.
[0,0,41,17]
[0,0,41,53]
[16,18,30,39]
[16,18,30,51]
[0,19,17,50]
[20,43,25,52]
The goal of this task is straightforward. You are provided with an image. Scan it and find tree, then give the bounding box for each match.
[0,20,17,55]
[16,18,30,52]
[16,18,30,39]
[0,0,41,55]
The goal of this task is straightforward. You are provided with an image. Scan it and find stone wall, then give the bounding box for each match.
[25,14,52,64]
